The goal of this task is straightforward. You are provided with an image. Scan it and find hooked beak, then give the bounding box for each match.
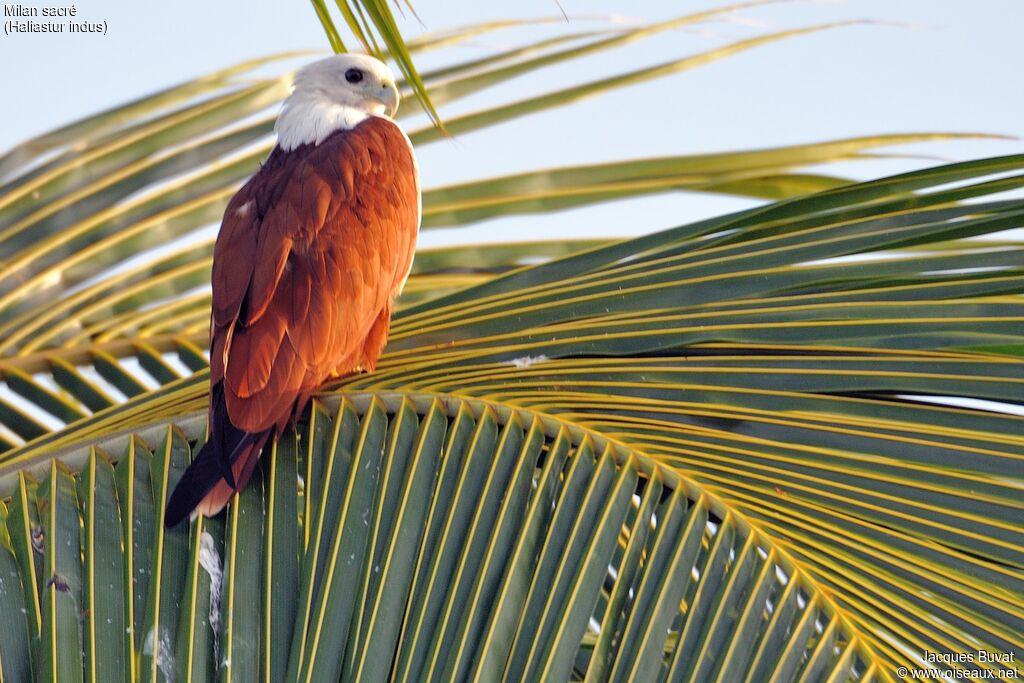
[378,82,400,118]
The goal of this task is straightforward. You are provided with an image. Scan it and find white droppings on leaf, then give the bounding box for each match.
[142,627,175,680]
[199,530,223,659]
[508,355,549,369]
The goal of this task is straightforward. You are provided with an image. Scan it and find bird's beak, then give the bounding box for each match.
[378,82,400,118]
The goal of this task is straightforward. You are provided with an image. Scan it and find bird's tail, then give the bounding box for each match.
[164,383,270,528]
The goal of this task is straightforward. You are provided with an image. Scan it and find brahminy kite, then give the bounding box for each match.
[164,54,420,527]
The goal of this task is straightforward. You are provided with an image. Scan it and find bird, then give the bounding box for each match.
[164,54,420,527]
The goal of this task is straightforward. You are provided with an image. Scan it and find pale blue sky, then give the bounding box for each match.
[2,0,1022,244]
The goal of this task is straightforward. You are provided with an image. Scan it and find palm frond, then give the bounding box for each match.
[1,398,874,681]
[4,155,1022,679]
[0,17,983,356]
[1,8,1022,681]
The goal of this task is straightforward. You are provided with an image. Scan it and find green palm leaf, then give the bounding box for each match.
[1,8,1022,682]
[2,155,1022,679]
[0,398,874,681]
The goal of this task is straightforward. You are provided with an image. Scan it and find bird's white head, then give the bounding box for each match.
[276,54,401,151]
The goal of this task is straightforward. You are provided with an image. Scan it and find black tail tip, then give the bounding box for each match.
[163,440,222,529]
[163,488,196,529]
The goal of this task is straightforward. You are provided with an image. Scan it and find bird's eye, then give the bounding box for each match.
[345,68,364,84]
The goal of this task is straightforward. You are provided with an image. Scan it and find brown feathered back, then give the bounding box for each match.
[165,116,419,526]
